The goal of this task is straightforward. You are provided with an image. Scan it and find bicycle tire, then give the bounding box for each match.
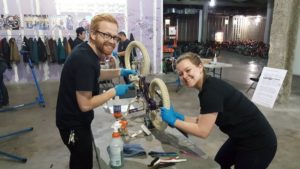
[125,41,150,76]
[148,78,170,131]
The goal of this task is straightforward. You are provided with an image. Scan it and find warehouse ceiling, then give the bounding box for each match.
[164,0,269,7]
[164,0,271,16]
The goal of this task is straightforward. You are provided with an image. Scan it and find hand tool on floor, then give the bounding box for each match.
[148,151,178,158]
[148,157,187,168]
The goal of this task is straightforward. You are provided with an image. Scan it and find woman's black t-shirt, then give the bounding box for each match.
[198,76,276,150]
[56,42,100,130]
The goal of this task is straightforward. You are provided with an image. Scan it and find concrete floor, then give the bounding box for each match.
[0,50,299,169]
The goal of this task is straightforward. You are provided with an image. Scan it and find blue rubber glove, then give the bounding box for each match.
[120,68,137,78]
[112,51,118,57]
[160,107,177,127]
[170,105,185,121]
[114,83,134,96]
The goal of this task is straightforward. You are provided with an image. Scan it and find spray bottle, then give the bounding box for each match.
[109,121,124,168]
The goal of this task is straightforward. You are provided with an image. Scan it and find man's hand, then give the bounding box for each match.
[160,107,177,127]
[120,68,137,78]
[112,51,118,57]
[114,83,134,96]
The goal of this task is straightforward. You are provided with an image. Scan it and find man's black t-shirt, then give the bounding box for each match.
[56,42,100,130]
[117,39,131,65]
[198,76,276,149]
[117,39,130,53]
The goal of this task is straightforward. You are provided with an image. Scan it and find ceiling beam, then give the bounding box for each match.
[164,0,267,8]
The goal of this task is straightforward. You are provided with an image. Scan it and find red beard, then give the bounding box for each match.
[97,41,115,56]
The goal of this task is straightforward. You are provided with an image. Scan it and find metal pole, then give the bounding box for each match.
[0,127,33,140]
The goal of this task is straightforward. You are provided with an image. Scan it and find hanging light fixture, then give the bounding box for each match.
[255,15,261,25]
[209,0,216,7]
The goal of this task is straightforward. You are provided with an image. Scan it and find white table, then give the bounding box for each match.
[91,98,220,169]
[204,62,233,79]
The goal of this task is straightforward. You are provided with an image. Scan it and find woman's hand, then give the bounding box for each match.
[160,107,177,127]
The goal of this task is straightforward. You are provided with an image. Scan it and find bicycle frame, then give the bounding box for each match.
[127,75,168,131]
[126,76,159,112]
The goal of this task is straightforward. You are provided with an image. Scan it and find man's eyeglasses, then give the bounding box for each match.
[95,30,120,42]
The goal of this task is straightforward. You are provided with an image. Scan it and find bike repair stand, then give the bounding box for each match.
[0,51,43,162]
[0,127,33,162]
[0,51,45,113]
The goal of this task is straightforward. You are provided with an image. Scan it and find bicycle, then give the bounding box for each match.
[123,41,171,131]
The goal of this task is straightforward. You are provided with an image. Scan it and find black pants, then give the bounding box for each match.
[215,138,277,169]
[59,127,93,169]
[0,61,8,106]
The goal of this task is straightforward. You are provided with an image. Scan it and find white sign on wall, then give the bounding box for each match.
[169,26,176,35]
[252,67,287,108]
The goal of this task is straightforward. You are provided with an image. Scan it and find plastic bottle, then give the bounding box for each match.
[105,59,110,69]
[119,120,128,136]
[109,122,124,168]
[213,53,217,64]
[113,105,123,119]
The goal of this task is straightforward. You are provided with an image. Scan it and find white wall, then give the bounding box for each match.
[0,0,163,84]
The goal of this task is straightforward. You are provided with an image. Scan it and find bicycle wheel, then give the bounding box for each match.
[148,78,170,131]
[125,41,150,76]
